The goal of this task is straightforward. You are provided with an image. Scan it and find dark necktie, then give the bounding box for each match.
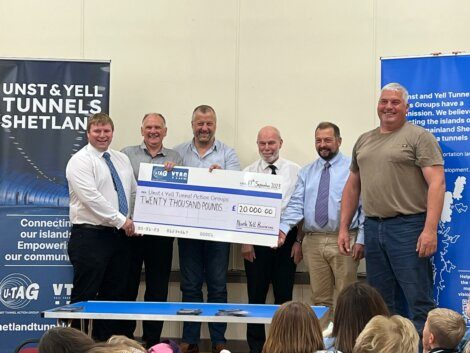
[267,164,277,175]
[102,152,128,216]
[315,161,331,228]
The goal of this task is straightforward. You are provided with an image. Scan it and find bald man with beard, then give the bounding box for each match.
[242,126,302,353]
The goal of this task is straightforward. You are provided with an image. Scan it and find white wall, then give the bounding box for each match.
[3,0,469,165]
[2,0,470,340]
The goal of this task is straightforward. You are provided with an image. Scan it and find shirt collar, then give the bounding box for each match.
[260,157,282,171]
[87,143,110,158]
[140,141,166,157]
[429,348,458,353]
[319,152,342,167]
[190,138,219,152]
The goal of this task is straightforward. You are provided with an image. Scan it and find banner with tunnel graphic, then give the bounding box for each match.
[381,54,470,326]
[0,58,110,353]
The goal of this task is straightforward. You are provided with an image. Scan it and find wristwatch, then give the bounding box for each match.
[295,238,303,245]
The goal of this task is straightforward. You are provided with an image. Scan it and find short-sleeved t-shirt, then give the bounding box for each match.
[351,122,443,218]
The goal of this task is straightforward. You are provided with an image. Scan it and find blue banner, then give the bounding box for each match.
[382,55,470,325]
[0,58,110,353]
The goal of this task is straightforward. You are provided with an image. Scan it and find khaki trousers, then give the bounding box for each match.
[302,231,359,328]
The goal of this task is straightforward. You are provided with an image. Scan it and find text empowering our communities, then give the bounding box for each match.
[132,164,283,247]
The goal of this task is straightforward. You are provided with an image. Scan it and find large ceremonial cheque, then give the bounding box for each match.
[133,163,282,247]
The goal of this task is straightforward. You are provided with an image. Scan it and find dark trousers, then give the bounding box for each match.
[178,238,230,345]
[124,235,174,346]
[244,227,297,353]
[364,213,435,336]
[67,225,131,342]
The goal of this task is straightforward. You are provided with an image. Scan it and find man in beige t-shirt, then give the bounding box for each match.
[338,83,445,336]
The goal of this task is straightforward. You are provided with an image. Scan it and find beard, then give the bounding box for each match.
[317,148,338,161]
[260,151,279,164]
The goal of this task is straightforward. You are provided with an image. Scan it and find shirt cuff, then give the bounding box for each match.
[356,228,365,245]
[279,223,291,235]
[111,214,127,229]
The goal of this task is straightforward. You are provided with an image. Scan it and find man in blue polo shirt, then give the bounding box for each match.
[175,105,240,353]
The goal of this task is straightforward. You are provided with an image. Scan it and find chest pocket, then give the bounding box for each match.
[387,143,415,164]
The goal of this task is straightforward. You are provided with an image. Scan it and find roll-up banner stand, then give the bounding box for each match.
[0,58,110,353]
[382,54,469,326]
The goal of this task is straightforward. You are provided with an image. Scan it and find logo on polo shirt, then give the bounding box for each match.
[0,273,39,309]
[151,166,189,184]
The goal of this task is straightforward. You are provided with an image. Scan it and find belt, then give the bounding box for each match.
[72,223,116,232]
[304,231,337,236]
[304,229,357,236]
[366,212,425,221]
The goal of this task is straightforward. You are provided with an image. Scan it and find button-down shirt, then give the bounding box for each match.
[66,144,136,229]
[243,157,300,212]
[175,139,240,170]
[121,142,183,180]
[279,152,364,244]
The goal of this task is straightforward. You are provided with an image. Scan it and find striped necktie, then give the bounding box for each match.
[315,161,330,227]
[103,152,128,216]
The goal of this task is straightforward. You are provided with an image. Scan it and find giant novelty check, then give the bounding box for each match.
[132,164,282,247]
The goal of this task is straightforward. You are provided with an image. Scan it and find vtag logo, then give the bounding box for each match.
[53,283,73,305]
[0,273,39,309]
[151,166,189,184]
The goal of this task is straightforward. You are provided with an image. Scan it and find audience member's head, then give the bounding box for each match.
[467,294,470,318]
[86,344,128,353]
[87,340,145,353]
[464,340,470,353]
[422,308,466,352]
[38,327,95,353]
[353,315,419,353]
[148,340,183,353]
[332,282,390,353]
[262,301,324,353]
[106,336,146,353]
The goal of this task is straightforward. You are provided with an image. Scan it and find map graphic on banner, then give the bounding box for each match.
[0,59,110,353]
[382,55,470,325]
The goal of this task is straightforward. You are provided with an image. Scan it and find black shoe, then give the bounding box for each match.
[180,343,199,353]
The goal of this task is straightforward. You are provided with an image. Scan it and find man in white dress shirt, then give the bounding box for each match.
[242,126,302,353]
[66,113,136,341]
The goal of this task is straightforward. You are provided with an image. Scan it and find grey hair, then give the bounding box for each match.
[142,113,166,127]
[192,105,217,122]
[381,83,409,104]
